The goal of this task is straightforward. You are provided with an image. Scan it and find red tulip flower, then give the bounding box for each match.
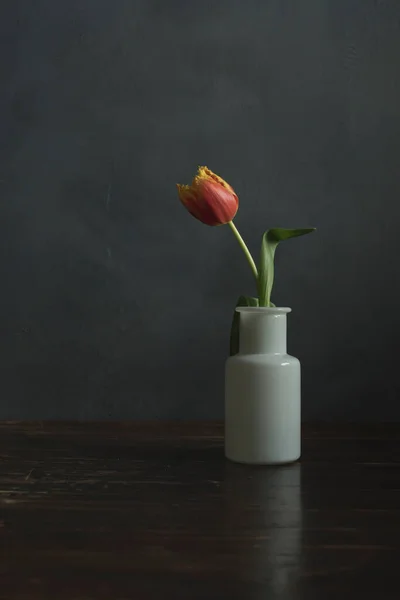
[177,166,239,226]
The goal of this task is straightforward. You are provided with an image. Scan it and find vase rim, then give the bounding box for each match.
[236,306,292,315]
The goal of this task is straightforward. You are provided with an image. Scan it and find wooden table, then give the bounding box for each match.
[1,422,400,599]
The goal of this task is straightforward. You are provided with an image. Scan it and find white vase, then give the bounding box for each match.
[225,307,301,465]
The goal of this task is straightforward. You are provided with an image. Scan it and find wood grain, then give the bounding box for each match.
[0,422,400,599]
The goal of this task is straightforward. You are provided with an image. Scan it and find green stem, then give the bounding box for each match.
[228,220,258,283]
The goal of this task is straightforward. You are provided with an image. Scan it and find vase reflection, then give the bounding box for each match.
[221,462,302,594]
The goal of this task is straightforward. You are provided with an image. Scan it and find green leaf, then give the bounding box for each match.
[229,295,259,356]
[258,228,316,307]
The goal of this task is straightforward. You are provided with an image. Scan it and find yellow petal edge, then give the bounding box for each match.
[193,166,233,191]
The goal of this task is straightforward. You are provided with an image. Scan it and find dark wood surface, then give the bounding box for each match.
[1,422,400,599]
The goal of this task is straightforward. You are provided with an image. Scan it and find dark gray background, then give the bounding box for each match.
[1,0,400,420]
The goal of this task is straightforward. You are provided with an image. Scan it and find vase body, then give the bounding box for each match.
[225,307,301,465]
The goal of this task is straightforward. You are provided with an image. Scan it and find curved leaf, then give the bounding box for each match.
[258,228,315,307]
[229,295,259,356]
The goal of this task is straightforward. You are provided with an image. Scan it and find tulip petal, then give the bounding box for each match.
[195,166,235,193]
[192,178,238,225]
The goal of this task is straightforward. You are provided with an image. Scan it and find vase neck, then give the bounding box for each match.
[238,311,288,355]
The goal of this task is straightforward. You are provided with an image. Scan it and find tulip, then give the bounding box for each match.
[177,166,258,281]
[176,166,316,356]
[177,166,239,226]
